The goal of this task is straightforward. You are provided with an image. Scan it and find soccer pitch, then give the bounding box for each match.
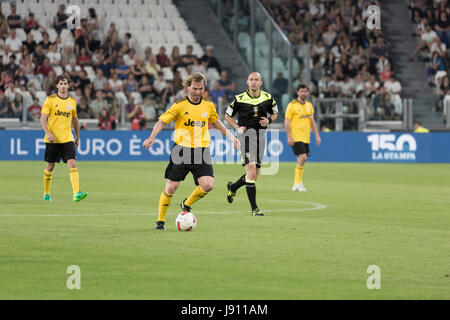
[0,161,448,300]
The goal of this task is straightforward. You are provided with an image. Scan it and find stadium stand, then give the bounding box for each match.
[0,0,226,129]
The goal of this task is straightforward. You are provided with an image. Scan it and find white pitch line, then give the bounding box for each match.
[0,200,327,217]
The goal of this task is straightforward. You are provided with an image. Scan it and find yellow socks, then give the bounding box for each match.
[294,165,304,186]
[69,168,80,194]
[185,186,208,207]
[43,170,53,194]
[158,191,174,222]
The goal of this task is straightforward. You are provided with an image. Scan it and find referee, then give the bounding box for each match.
[225,72,278,216]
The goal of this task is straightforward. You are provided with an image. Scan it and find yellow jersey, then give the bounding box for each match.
[414,126,429,133]
[159,97,219,148]
[285,99,315,143]
[41,94,77,143]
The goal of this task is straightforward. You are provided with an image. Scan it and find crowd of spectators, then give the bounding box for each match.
[0,2,227,130]
[408,0,450,112]
[260,0,403,123]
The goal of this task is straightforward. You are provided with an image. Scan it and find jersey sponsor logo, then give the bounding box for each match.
[367,134,417,161]
[184,119,206,128]
[55,110,71,118]
[298,114,311,119]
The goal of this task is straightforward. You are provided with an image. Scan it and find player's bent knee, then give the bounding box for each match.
[67,159,77,169]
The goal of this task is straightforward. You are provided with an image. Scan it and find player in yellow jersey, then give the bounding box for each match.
[40,75,87,202]
[284,84,321,192]
[143,73,240,231]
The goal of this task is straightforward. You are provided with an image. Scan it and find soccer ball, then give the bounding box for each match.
[176,212,197,232]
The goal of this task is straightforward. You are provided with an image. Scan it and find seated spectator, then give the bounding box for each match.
[138,75,157,101]
[380,63,394,83]
[37,58,55,78]
[61,44,76,66]
[97,54,114,78]
[77,47,92,66]
[5,54,19,77]
[24,12,43,33]
[156,46,170,67]
[108,71,124,92]
[39,32,52,54]
[191,58,206,74]
[365,74,380,98]
[77,97,93,119]
[53,4,68,34]
[27,97,41,121]
[435,11,450,47]
[145,56,161,80]
[130,58,147,82]
[384,75,403,115]
[10,92,24,119]
[124,74,138,97]
[15,69,29,91]
[120,32,136,54]
[371,37,388,59]
[90,90,108,118]
[98,108,116,130]
[410,23,438,61]
[141,97,157,121]
[33,44,46,67]
[181,45,197,67]
[152,72,167,99]
[209,81,225,104]
[74,70,91,93]
[161,82,175,107]
[435,75,450,112]
[115,56,130,80]
[87,8,100,39]
[43,71,57,95]
[217,70,233,94]
[125,96,137,119]
[5,29,22,53]
[426,51,445,85]
[4,82,21,102]
[200,45,221,72]
[93,69,107,91]
[124,48,137,67]
[47,43,62,66]
[144,46,155,62]
[170,45,183,72]
[129,105,150,130]
[22,33,37,55]
[102,82,115,103]
[7,4,23,29]
[0,91,10,118]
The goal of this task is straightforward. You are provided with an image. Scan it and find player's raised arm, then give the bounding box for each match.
[143,119,167,149]
[211,119,240,150]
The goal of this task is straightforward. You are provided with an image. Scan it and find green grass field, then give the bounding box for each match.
[0,161,449,300]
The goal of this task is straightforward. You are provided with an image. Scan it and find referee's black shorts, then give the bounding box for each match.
[44,142,77,163]
[238,128,266,168]
[164,144,214,186]
[291,142,310,157]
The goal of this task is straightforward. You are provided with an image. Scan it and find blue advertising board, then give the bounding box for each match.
[0,130,449,163]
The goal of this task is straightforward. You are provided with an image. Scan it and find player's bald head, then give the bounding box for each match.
[248,72,262,81]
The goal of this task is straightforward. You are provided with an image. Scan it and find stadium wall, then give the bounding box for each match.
[0,130,449,163]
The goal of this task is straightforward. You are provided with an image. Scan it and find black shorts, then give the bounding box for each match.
[164,144,214,186]
[292,142,310,157]
[45,142,76,163]
[238,128,266,168]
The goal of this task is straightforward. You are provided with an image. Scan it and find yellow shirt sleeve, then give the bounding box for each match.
[159,103,179,124]
[41,97,52,115]
[209,103,219,124]
[285,103,293,120]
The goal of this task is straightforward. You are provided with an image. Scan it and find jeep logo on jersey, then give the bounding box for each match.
[184,119,206,127]
[55,110,71,118]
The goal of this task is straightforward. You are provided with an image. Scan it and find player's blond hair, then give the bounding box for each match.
[183,72,207,88]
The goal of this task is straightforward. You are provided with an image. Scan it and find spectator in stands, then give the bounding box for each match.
[53,4,68,34]
[141,97,157,122]
[47,43,62,66]
[33,44,46,67]
[413,121,429,132]
[43,71,57,95]
[209,81,225,104]
[156,46,170,68]
[24,12,43,33]
[435,75,450,112]
[5,54,19,77]
[37,58,55,78]
[365,74,380,98]
[98,108,116,130]
[108,70,123,92]
[77,47,92,66]
[39,32,52,54]
[410,23,438,61]
[384,75,403,116]
[98,54,114,78]
[181,44,197,67]
[129,105,150,130]
[169,45,183,72]
[22,33,37,55]
[10,92,24,119]
[7,4,23,29]
[272,71,288,106]
[102,81,115,104]
[380,63,394,82]
[125,95,136,119]
[77,96,93,119]
[91,90,108,118]
[161,82,175,107]
[138,75,157,101]
[60,44,76,66]
[427,51,445,85]
[130,58,147,82]
[145,56,161,80]
[124,48,136,67]
[5,29,22,53]
[15,68,29,91]
[87,8,100,39]
[93,69,107,91]
[217,70,233,94]
[201,45,221,72]
[144,47,155,62]
[371,37,388,59]
[115,56,130,80]
[153,72,167,100]
[124,73,138,98]
[435,10,450,47]
[0,91,10,118]
[27,97,41,122]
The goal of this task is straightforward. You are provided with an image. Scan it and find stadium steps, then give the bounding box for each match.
[381,0,444,128]
[173,0,250,89]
